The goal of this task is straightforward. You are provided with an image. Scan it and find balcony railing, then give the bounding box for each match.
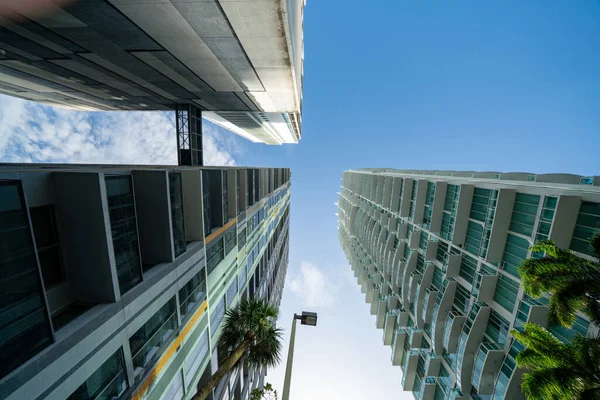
[471,341,504,394]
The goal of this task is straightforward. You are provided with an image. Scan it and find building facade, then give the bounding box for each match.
[0,164,291,400]
[0,0,304,146]
[337,169,600,400]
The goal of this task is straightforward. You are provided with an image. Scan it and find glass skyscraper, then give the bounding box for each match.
[0,164,290,400]
[337,169,600,400]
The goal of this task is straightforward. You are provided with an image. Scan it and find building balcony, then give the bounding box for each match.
[415,264,434,329]
[491,340,526,400]
[401,251,418,306]
[397,223,408,240]
[429,181,448,234]
[407,272,421,315]
[383,309,399,346]
[415,377,437,400]
[370,285,381,315]
[400,179,414,218]
[471,342,505,395]
[456,302,492,394]
[432,279,458,355]
[391,329,408,366]
[390,177,403,212]
[409,229,421,249]
[425,352,441,378]
[448,388,468,400]
[450,184,475,247]
[484,188,517,263]
[422,287,438,324]
[443,253,462,280]
[360,279,368,295]
[513,295,550,332]
[471,271,498,303]
[364,278,375,300]
[376,296,388,329]
[388,294,399,310]
[425,240,438,262]
[443,311,466,354]
[401,350,420,390]
[409,328,424,349]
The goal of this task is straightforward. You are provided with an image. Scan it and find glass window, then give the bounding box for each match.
[422,182,436,228]
[184,330,209,385]
[179,269,206,321]
[459,253,477,282]
[470,188,492,222]
[222,171,229,225]
[443,184,459,213]
[226,278,238,307]
[238,227,246,250]
[436,240,449,264]
[432,266,444,290]
[453,284,470,313]
[67,348,128,400]
[494,275,519,313]
[570,201,600,256]
[239,263,247,292]
[509,194,540,237]
[409,180,417,219]
[202,171,212,237]
[211,297,226,335]
[464,221,484,257]
[533,196,558,252]
[0,181,53,379]
[224,226,237,256]
[162,370,183,400]
[130,297,177,374]
[169,173,186,258]
[206,238,224,275]
[486,311,509,346]
[105,176,142,293]
[549,315,590,343]
[501,234,530,276]
[29,205,65,288]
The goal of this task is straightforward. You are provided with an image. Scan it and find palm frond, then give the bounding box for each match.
[529,240,561,258]
[247,326,283,369]
[521,367,585,400]
[548,291,585,328]
[512,324,572,368]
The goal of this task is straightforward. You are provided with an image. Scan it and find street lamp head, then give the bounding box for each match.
[300,311,317,326]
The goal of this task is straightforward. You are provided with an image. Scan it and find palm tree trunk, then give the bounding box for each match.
[192,340,251,400]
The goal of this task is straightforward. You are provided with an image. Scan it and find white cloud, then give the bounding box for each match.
[0,94,237,166]
[288,261,335,308]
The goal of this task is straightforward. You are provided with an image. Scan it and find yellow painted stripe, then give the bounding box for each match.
[132,301,208,400]
[205,218,237,244]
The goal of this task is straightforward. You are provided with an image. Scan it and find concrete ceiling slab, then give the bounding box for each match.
[172,2,233,38]
[114,3,241,91]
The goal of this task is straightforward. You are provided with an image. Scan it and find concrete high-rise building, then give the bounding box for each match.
[0,163,290,400]
[0,0,305,158]
[337,169,600,400]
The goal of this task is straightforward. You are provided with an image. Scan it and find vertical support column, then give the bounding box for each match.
[176,104,203,166]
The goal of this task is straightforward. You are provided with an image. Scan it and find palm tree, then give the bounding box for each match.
[193,299,283,400]
[512,323,600,400]
[517,234,600,327]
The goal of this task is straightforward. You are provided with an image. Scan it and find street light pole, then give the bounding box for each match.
[281,315,298,400]
[281,312,317,400]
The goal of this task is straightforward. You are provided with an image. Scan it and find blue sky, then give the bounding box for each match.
[1,1,600,399]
